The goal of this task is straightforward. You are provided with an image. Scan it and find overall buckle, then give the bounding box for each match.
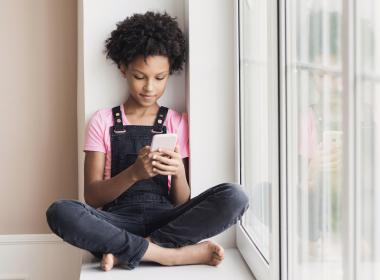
[114,128,126,134]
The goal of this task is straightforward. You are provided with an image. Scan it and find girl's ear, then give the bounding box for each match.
[120,64,127,78]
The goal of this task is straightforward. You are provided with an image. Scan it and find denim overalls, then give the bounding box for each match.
[46,105,250,270]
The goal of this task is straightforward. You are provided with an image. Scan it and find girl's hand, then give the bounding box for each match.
[308,141,342,190]
[132,146,162,180]
[150,144,185,177]
[310,141,342,174]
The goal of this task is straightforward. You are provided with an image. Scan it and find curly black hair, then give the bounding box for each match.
[104,11,186,75]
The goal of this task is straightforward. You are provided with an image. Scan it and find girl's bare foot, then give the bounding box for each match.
[174,240,225,266]
[100,253,118,271]
[142,238,225,267]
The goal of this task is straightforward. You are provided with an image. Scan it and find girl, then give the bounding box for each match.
[46,11,249,271]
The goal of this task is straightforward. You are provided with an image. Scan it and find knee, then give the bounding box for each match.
[46,199,81,232]
[216,183,250,214]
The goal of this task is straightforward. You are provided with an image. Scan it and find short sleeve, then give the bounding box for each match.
[83,110,106,153]
[176,112,190,158]
[298,109,317,159]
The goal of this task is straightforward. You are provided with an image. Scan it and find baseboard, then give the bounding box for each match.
[0,274,29,280]
[0,234,82,280]
[0,234,62,245]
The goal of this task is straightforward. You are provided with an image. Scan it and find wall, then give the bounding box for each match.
[186,0,237,196]
[0,0,78,234]
[0,1,81,279]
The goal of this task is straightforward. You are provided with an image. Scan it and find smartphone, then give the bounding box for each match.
[150,133,177,152]
[323,130,343,150]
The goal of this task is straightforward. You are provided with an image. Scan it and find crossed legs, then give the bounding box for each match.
[100,183,249,271]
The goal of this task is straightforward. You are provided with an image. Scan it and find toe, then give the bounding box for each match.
[215,244,224,258]
[219,247,225,259]
[100,254,114,271]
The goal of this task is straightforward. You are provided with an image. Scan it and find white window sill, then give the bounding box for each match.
[80,248,255,280]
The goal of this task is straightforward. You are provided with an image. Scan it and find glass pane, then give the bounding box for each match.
[356,0,380,278]
[240,0,275,262]
[286,0,344,279]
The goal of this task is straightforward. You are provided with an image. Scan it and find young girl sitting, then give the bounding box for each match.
[46,11,249,272]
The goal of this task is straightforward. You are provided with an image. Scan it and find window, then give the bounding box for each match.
[236,0,280,278]
[356,0,380,278]
[236,0,379,279]
[286,1,345,278]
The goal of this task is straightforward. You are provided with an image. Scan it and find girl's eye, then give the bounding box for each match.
[134,75,144,80]
[156,77,165,80]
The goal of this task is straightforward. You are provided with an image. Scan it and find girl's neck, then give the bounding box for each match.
[123,97,159,117]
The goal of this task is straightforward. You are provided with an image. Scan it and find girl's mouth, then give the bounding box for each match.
[140,94,155,99]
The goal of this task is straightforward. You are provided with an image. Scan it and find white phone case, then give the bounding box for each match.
[150,133,177,152]
[323,130,343,150]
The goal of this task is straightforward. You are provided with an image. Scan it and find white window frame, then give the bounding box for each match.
[234,0,281,279]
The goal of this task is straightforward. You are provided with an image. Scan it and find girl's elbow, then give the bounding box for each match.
[84,190,100,208]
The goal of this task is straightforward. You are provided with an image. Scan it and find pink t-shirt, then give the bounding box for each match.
[83,104,190,190]
[299,108,318,159]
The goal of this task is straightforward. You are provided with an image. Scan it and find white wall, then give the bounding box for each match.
[78,0,238,264]
[186,0,237,196]
[185,0,237,250]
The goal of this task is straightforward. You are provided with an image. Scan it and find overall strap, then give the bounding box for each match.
[152,106,169,133]
[112,106,126,134]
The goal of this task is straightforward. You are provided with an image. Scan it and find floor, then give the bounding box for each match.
[80,248,255,280]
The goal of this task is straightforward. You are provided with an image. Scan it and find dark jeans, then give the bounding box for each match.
[46,183,249,270]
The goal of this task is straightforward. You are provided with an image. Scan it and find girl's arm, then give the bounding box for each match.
[169,157,190,207]
[151,145,190,207]
[84,151,140,209]
[84,146,156,209]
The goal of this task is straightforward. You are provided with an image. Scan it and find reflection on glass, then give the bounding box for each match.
[356,0,380,278]
[240,0,273,262]
[287,0,344,279]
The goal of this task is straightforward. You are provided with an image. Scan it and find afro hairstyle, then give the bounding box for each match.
[104,11,186,75]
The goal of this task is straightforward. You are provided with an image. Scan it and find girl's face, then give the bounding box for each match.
[120,55,170,107]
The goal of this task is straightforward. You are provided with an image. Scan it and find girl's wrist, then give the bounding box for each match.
[129,163,142,182]
[173,160,186,179]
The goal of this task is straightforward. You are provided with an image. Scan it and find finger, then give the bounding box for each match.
[174,144,180,153]
[140,146,151,155]
[158,148,179,158]
[152,167,174,176]
[321,160,342,171]
[153,155,178,166]
[321,152,342,162]
[143,150,153,159]
[152,161,177,172]
[148,151,164,159]
[150,168,160,176]
[322,161,340,169]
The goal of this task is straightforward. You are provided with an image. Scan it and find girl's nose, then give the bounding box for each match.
[143,82,153,92]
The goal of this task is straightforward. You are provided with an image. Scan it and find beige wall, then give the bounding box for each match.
[0,0,78,234]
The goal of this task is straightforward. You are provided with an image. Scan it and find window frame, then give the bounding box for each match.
[234,0,281,279]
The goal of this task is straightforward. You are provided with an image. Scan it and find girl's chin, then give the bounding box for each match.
[138,99,158,107]
[139,96,156,103]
